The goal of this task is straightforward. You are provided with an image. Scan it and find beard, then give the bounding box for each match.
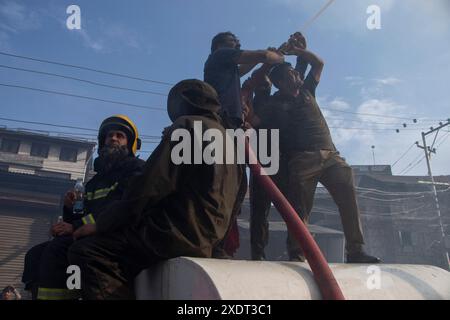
[97,144,129,173]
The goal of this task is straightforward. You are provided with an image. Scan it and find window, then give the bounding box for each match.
[399,231,413,247]
[0,138,20,153]
[59,146,78,162]
[30,142,49,158]
[35,170,71,180]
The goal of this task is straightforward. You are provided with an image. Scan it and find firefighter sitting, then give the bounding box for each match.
[34,115,145,300]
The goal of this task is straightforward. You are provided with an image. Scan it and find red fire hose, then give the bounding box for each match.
[245,140,345,300]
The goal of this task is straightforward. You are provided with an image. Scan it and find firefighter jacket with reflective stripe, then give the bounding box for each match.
[66,155,145,230]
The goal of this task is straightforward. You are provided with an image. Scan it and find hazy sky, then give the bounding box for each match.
[1,0,449,176]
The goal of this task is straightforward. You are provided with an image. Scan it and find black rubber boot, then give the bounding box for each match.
[346,251,381,263]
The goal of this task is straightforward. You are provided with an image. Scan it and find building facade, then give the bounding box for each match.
[0,128,96,296]
[0,128,96,181]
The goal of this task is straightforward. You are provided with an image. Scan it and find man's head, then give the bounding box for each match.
[167,79,221,122]
[95,115,141,172]
[211,32,240,52]
[2,286,16,300]
[97,115,141,156]
[268,62,304,93]
[104,129,128,149]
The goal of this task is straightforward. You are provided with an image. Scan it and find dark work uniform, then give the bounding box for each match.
[22,242,49,299]
[252,67,365,260]
[68,113,247,300]
[204,47,243,128]
[36,156,145,300]
[22,196,78,299]
[249,85,288,260]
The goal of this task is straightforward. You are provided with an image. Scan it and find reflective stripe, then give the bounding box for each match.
[86,182,119,200]
[37,287,81,300]
[82,213,95,225]
[87,214,95,224]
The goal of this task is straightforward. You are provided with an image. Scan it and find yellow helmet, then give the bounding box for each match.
[98,115,141,155]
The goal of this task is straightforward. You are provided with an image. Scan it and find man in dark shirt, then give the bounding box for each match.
[251,33,380,263]
[204,31,284,128]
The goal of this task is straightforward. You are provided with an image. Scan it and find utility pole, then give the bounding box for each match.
[415,119,450,270]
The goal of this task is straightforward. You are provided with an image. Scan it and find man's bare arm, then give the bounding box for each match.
[237,50,284,66]
[288,47,324,82]
[239,46,285,77]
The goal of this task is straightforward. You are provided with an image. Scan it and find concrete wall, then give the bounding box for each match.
[41,145,88,181]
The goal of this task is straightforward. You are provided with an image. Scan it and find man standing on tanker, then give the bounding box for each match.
[251,32,381,263]
[203,32,285,257]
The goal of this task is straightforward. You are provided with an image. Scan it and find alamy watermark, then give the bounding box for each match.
[366,265,381,290]
[66,265,81,290]
[367,5,381,30]
[66,5,81,30]
[170,121,280,176]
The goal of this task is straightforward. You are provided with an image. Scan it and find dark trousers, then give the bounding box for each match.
[250,156,288,259]
[67,231,159,300]
[22,241,50,299]
[250,150,364,260]
[250,174,271,259]
[37,236,77,299]
[286,150,364,257]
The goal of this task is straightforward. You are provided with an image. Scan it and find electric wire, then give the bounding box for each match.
[0,51,174,86]
[0,64,168,96]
